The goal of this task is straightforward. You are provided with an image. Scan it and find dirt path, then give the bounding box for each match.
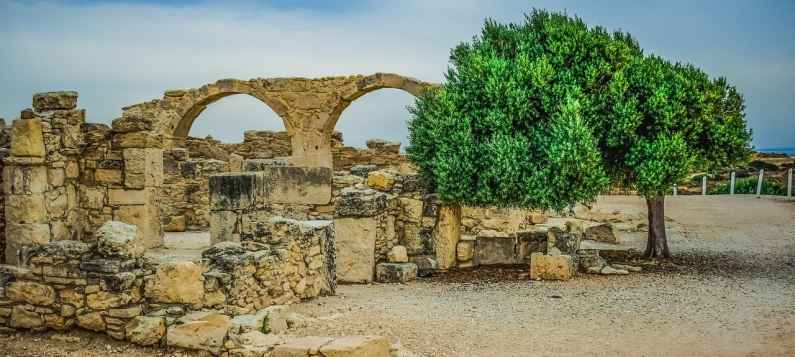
[1,196,793,356]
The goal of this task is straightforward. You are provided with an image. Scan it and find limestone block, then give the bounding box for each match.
[32,91,78,110]
[318,336,391,357]
[334,188,387,217]
[400,223,425,255]
[210,210,239,245]
[375,263,417,283]
[398,197,423,223]
[164,215,187,232]
[456,239,475,262]
[477,235,519,266]
[166,313,231,355]
[96,168,123,184]
[10,119,45,157]
[126,316,166,346]
[86,291,132,310]
[584,222,621,244]
[6,222,51,245]
[432,204,461,270]
[112,131,163,149]
[529,253,573,281]
[334,217,377,283]
[5,194,47,223]
[208,172,258,211]
[10,306,43,329]
[230,305,288,334]
[578,249,606,273]
[517,230,548,262]
[366,170,396,191]
[123,148,163,188]
[145,261,205,308]
[96,221,144,259]
[387,245,408,263]
[547,227,580,256]
[112,193,162,249]
[108,188,148,205]
[271,336,334,357]
[3,164,47,195]
[76,310,105,331]
[229,153,244,172]
[80,186,106,210]
[6,281,56,306]
[45,188,68,218]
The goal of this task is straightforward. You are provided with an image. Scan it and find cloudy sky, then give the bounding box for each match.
[1,0,793,149]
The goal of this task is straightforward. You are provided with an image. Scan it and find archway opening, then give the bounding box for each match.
[153,94,290,262]
[332,88,417,170]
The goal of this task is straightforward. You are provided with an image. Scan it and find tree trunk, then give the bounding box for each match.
[644,195,671,259]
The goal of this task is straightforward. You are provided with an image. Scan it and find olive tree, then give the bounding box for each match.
[406,10,642,211]
[603,56,752,258]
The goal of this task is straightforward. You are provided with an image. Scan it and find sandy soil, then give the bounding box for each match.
[1,195,793,357]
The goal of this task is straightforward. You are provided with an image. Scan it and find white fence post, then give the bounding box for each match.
[788,168,793,199]
[673,184,678,196]
[702,176,707,195]
[756,169,764,196]
[730,171,736,195]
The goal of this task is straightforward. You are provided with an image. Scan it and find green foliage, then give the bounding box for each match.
[711,178,787,195]
[260,315,271,334]
[408,9,637,210]
[408,9,752,208]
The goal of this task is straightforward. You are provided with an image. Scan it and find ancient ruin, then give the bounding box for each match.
[0,74,636,356]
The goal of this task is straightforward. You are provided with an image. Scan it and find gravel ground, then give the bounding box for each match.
[1,195,793,356]
[288,196,795,356]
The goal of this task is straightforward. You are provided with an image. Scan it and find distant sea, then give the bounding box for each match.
[758,147,795,156]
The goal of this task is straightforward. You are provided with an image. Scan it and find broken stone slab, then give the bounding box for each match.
[32,91,78,111]
[583,222,621,244]
[125,316,165,346]
[375,263,417,283]
[577,249,606,273]
[476,234,519,266]
[79,258,137,274]
[166,313,231,355]
[270,336,335,356]
[96,221,144,259]
[10,118,45,158]
[529,253,574,281]
[334,216,377,283]
[600,265,630,275]
[229,305,288,335]
[610,263,642,272]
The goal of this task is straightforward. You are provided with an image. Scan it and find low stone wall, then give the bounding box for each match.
[162,148,230,231]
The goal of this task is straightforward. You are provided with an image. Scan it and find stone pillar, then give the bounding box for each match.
[333,188,389,283]
[4,117,49,265]
[432,204,461,270]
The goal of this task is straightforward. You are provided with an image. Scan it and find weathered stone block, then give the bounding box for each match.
[144,261,205,308]
[410,255,437,277]
[210,210,239,245]
[96,221,144,259]
[7,281,56,306]
[126,316,165,346]
[432,204,461,270]
[5,194,47,223]
[529,253,573,281]
[398,197,423,223]
[366,170,396,191]
[76,310,105,331]
[318,336,391,357]
[387,245,408,263]
[456,239,475,262]
[208,172,257,211]
[166,313,230,355]
[400,223,424,255]
[3,165,47,195]
[476,235,519,266]
[334,217,376,283]
[547,227,580,257]
[350,164,378,178]
[375,263,417,283]
[10,119,45,158]
[10,306,42,329]
[163,215,187,232]
[584,222,621,244]
[271,336,334,357]
[32,91,78,111]
[112,194,162,249]
[334,188,387,217]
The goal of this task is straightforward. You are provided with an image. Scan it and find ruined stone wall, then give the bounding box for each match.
[162,148,228,231]
[0,122,10,264]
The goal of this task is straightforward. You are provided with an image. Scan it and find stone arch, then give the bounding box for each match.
[164,79,294,139]
[323,73,436,135]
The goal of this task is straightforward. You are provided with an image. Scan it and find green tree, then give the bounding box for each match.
[408,9,753,259]
[408,10,640,211]
[603,56,752,258]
